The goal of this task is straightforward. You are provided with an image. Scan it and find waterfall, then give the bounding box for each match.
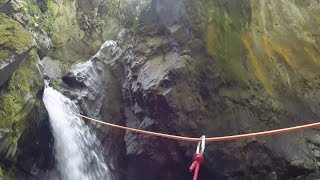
[43,86,111,180]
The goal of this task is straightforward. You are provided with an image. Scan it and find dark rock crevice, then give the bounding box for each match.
[15,102,56,179]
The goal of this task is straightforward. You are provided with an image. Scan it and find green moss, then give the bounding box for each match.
[50,79,63,89]
[0,48,41,159]
[0,167,9,180]
[0,94,22,128]
[3,125,19,159]
[202,0,251,83]
[0,50,11,61]
[0,13,33,56]
[47,0,60,15]
[0,50,40,126]
[16,0,57,38]
[28,3,41,16]
[43,0,59,35]
[294,0,312,7]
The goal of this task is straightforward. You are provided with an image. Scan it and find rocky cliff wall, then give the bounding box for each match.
[0,0,319,179]
[99,0,320,179]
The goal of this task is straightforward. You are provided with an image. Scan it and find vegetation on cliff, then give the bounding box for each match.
[0,13,33,60]
[0,12,38,162]
[0,167,9,180]
[0,49,41,160]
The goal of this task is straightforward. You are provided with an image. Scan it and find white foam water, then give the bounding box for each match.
[43,87,111,180]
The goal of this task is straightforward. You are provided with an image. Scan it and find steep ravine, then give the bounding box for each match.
[103,0,319,179]
[0,0,320,179]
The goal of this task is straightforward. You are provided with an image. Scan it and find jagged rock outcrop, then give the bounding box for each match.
[61,43,127,180]
[38,56,64,80]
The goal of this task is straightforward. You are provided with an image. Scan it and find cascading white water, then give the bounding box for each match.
[43,86,111,180]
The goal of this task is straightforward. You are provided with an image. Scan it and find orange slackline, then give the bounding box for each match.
[74,112,320,143]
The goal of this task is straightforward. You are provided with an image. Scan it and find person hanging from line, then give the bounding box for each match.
[43,73,50,87]
[43,73,50,80]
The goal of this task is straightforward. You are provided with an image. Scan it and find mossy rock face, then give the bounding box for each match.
[0,14,36,150]
[0,166,9,180]
[0,13,33,60]
[1,0,122,65]
[48,0,119,63]
[0,49,42,159]
[186,0,320,97]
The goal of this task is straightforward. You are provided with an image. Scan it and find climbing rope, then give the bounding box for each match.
[74,112,320,142]
[73,112,320,180]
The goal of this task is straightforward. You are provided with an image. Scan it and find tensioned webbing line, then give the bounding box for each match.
[73,112,320,143]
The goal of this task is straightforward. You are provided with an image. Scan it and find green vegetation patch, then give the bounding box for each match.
[0,49,41,129]
[0,166,9,180]
[202,0,251,83]
[0,13,33,57]
[0,49,41,159]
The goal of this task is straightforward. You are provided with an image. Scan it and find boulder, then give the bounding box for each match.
[38,56,63,80]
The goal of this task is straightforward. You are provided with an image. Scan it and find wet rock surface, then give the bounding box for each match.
[14,102,55,179]
[39,56,63,80]
[61,49,126,180]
